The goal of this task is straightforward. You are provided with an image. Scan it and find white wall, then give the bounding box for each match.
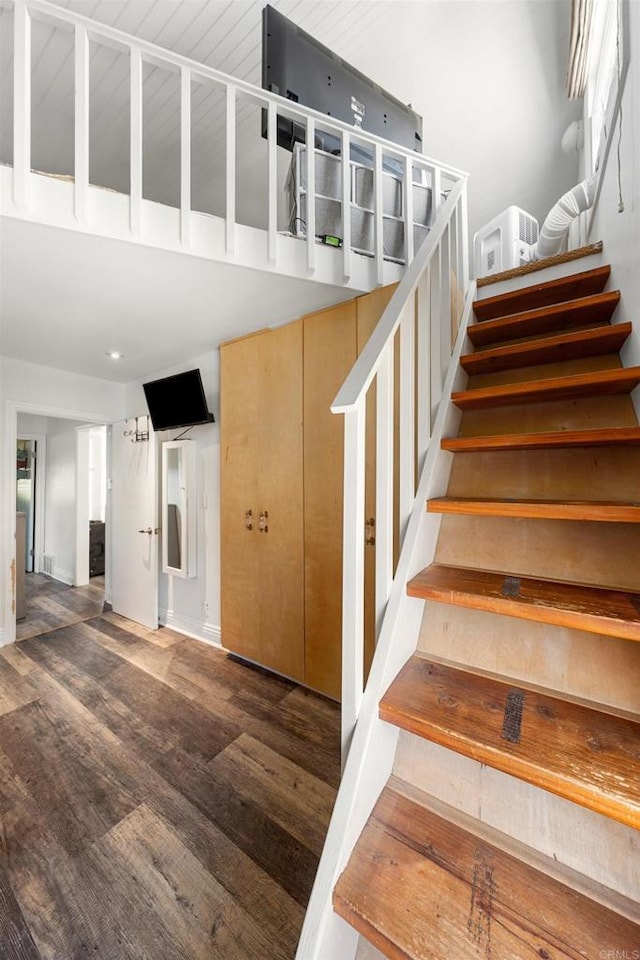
[345,0,582,238]
[587,0,639,414]
[125,350,221,645]
[44,419,84,584]
[88,425,107,522]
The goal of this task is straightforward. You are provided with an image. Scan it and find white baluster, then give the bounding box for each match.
[341,401,366,765]
[404,154,414,266]
[341,129,352,281]
[375,346,394,635]
[13,0,31,211]
[130,45,143,236]
[267,100,277,265]
[398,299,415,546]
[305,117,316,273]
[180,66,191,248]
[374,142,384,285]
[225,84,236,255]
[74,24,89,223]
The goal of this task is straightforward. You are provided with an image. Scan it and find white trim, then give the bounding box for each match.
[0,167,405,295]
[158,606,221,648]
[51,565,74,586]
[0,628,7,649]
[75,426,90,586]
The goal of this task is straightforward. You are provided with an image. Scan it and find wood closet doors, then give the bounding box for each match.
[220,286,395,700]
[220,321,305,683]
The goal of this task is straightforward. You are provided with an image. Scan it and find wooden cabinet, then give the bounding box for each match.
[220,322,304,683]
[220,288,394,700]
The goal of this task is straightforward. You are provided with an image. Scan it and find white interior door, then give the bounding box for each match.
[110,419,158,629]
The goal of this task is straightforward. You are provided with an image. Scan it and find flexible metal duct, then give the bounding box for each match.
[530,176,597,261]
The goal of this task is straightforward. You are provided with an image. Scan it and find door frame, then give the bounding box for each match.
[15,431,46,574]
[2,400,115,646]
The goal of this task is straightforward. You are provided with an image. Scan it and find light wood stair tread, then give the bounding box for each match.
[406,564,640,641]
[333,783,640,960]
[467,290,620,348]
[427,496,640,522]
[452,365,640,410]
[473,264,611,321]
[441,426,640,452]
[381,657,640,829]
[460,322,631,376]
[476,240,604,289]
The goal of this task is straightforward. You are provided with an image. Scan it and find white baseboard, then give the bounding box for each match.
[52,566,74,586]
[159,607,222,648]
[0,627,7,648]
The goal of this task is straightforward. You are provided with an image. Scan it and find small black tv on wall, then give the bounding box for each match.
[262,4,422,155]
[143,369,214,432]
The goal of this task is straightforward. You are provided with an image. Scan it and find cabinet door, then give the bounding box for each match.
[220,333,261,660]
[257,321,305,683]
[356,285,397,680]
[304,301,358,700]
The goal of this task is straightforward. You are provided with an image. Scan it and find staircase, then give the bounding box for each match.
[331,258,640,958]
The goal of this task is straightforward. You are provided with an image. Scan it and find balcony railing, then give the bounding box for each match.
[7,0,467,281]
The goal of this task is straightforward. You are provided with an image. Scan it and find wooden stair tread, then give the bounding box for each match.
[333,783,640,960]
[406,564,640,641]
[452,366,640,410]
[473,264,611,321]
[460,322,631,376]
[427,496,640,522]
[467,291,620,347]
[441,426,640,452]
[381,657,640,828]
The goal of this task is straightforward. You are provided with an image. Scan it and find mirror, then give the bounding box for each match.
[161,441,196,577]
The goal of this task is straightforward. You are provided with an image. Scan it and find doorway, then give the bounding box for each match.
[16,437,37,575]
[11,411,109,642]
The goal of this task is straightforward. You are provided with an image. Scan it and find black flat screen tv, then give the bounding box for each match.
[143,369,214,432]
[262,5,422,157]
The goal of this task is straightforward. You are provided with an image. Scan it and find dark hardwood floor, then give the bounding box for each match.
[0,614,341,959]
[16,574,106,641]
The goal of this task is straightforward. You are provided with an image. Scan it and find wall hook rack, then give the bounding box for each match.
[123,415,150,443]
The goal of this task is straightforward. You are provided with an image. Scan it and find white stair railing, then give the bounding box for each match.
[8,0,467,280]
[297,179,474,959]
[333,176,469,759]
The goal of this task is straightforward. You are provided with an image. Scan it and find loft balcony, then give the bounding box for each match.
[0,0,468,295]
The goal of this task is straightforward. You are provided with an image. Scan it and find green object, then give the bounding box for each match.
[321,234,342,247]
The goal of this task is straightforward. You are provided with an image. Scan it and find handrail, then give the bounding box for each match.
[332,178,467,415]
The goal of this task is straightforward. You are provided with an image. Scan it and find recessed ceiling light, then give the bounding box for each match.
[107,350,123,360]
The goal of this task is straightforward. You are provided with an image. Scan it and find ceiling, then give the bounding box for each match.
[0,0,582,383]
[0,216,354,381]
